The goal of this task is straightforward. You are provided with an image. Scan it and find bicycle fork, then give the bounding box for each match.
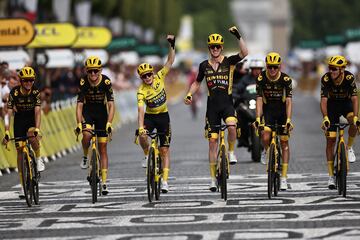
[153,140,161,182]
[219,130,230,176]
[337,129,349,172]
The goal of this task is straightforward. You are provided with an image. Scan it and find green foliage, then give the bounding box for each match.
[291,0,360,46]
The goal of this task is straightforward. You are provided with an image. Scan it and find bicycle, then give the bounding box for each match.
[78,127,109,204]
[260,123,288,199]
[211,124,236,201]
[145,131,164,202]
[330,123,350,198]
[7,136,40,207]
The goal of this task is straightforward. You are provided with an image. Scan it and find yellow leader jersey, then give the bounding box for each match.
[137,67,169,114]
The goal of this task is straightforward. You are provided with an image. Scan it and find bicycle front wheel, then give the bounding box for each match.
[220,145,227,201]
[273,146,281,197]
[340,142,347,197]
[91,150,98,204]
[147,147,155,202]
[31,154,40,205]
[267,144,275,199]
[155,154,162,200]
[22,152,33,207]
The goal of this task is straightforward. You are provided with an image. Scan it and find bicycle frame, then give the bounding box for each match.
[335,125,349,172]
[218,127,230,177]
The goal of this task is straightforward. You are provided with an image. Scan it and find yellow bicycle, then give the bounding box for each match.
[145,131,163,202]
[7,136,40,207]
[332,123,350,197]
[212,124,235,201]
[79,127,109,204]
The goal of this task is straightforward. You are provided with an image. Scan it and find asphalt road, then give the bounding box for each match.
[1,91,360,239]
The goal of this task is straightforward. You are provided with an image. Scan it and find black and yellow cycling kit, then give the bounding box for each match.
[137,67,171,147]
[256,71,292,135]
[197,54,242,136]
[7,86,41,140]
[321,70,357,132]
[77,74,114,138]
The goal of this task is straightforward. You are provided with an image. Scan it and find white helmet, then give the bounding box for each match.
[249,59,264,69]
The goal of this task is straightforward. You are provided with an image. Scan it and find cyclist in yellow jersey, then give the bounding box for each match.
[75,56,115,195]
[184,26,248,191]
[320,55,360,189]
[137,34,175,193]
[253,52,293,191]
[2,66,44,198]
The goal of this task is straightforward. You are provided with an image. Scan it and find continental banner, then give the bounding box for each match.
[27,23,77,48]
[0,18,35,46]
[72,27,112,48]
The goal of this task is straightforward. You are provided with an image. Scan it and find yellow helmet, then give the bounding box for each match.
[265,52,282,65]
[207,33,224,45]
[85,56,102,69]
[18,66,35,79]
[328,55,347,67]
[137,63,153,76]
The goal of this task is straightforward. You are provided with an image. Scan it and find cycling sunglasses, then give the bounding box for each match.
[141,72,153,79]
[87,69,100,74]
[209,45,222,50]
[21,79,35,83]
[329,66,339,72]
[267,65,279,70]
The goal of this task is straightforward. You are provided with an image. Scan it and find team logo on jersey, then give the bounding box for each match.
[284,76,291,81]
[33,90,39,94]
[14,89,18,96]
[105,79,111,85]
[346,74,354,80]
[80,79,85,86]
[258,75,263,81]
[323,75,329,82]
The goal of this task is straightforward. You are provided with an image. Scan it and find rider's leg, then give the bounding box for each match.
[160,147,170,182]
[346,113,357,147]
[325,133,337,176]
[139,134,149,155]
[98,138,108,184]
[28,129,40,158]
[280,136,289,178]
[225,117,237,153]
[209,135,218,179]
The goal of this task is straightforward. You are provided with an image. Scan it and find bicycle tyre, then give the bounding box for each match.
[147,147,155,202]
[268,144,275,199]
[22,152,32,207]
[273,145,281,196]
[340,143,347,197]
[155,153,162,200]
[97,153,102,197]
[220,145,227,201]
[91,150,98,204]
[31,153,39,205]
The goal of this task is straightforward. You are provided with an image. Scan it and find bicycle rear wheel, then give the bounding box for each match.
[340,143,347,197]
[22,152,33,207]
[147,147,155,202]
[91,150,98,204]
[155,154,162,200]
[267,144,275,199]
[220,145,227,201]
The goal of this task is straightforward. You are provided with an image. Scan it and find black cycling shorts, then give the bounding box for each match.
[327,99,353,132]
[14,112,35,140]
[144,112,171,147]
[205,97,237,134]
[263,102,287,135]
[82,105,108,137]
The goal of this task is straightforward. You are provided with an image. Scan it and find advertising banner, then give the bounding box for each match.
[0,18,35,46]
[72,27,112,48]
[27,23,77,48]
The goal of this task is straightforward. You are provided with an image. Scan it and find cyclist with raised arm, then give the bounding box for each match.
[75,56,115,195]
[2,66,44,198]
[320,55,359,189]
[184,26,248,191]
[254,52,293,191]
[137,35,175,193]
